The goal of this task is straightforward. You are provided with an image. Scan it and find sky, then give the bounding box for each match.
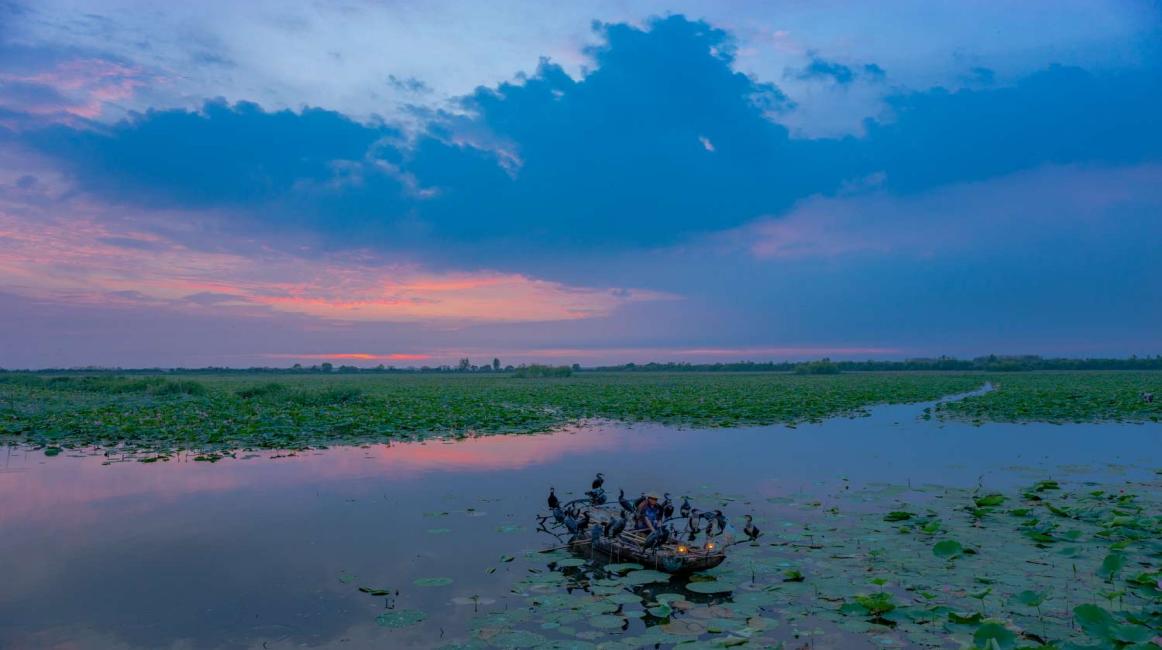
[1,1,1160,368]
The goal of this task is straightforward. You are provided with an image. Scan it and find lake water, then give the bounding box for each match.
[2,396,1159,649]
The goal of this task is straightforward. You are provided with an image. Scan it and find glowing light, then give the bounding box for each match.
[677,545,688,554]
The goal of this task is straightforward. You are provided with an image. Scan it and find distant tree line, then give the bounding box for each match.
[588,355,1162,373]
[2,354,1160,375]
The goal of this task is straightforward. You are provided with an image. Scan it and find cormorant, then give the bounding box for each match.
[679,496,692,518]
[744,514,762,541]
[661,493,674,519]
[592,473,605,490]
[608,512,628,538]
[618,489,635,513]
[686,509,702,542]
[547,487,559,510]
[585,487,607,505]
[551,505,565,524]
[714,510,727,535]
[576,512,590,533]
[564,511,579,535]
[643,525,671,550]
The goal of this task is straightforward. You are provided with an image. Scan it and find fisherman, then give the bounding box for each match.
[635,491,665,533]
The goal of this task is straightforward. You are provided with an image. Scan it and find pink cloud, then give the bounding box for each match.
[0,58,147,126]
[0,193,673,324]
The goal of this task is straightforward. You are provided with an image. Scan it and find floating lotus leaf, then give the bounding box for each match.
[375,609,426,628]
[357,586,391,596]
[685,580,734,594]
[647,604,672,618]
[660,619,706,636]
[486,630,549,648]
[1013,590,1044,607]
[1074,603,1115,638]
[604,593,641,605]
[602,563,643,574]
[414,577,454,587]
[587,614,625,629]
[932,540,963,559]
[622,569,671,585]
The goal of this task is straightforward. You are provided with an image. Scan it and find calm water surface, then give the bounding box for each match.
[1,398,1159,649]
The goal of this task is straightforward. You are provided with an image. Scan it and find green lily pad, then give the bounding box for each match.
[1013,590,1044,607]
[603,563,643,573]
[932,540,964,559]
[414,577,453,587]
[358,586,391,596]
[622,570,671,585]
[588,614,626,629]
[686,580,734,594]
[375,609,426,628]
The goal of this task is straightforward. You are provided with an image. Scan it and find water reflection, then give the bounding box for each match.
[1,400,1159,649]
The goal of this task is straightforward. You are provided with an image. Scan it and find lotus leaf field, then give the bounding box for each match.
[357,478,1162,649]
[1,371,1160,454]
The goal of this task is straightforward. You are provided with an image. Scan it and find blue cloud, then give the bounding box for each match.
[862,64,1162,192]
[8,15,1162,261]
[28,100,395,206]
[792,55,856,84]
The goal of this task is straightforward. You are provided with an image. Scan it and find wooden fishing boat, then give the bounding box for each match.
[565,503,728,574]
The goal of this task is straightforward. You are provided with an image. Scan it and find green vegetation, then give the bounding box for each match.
[937,371,1162,423]
[423,477,1162,648]
[1,372,981,452]
[2,371,1160,453]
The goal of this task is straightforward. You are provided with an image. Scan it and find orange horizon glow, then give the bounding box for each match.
[0,203,671,324]
[265,353,433,362]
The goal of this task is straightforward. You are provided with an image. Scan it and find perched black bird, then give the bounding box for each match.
[564,511,579,535]
[661,493,674,519]
[714,510,727,535]
[643,525,671,550]
[551,505,565,524]
[576,512,590,533]
[547,487,559,510]
[618,488,635,513]
[686,509,702,541]
[608,512,628,538]
[592,473,605,490]
[696,509,716,534]
[585,487,607,505]
[679,496,692,518]
[633,492,647,509]
[744,514,762,541]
